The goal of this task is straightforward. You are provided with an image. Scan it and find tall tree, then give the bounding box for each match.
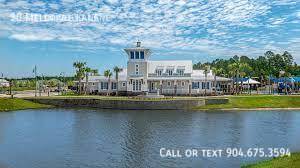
[113,66,123,96]
[228,62,239,95]
[73,61,86,94]
[211,67,218,95]
[84,67,92,95]
[212,67,226,94]
[204,65,210,96]
[91,69,99,76]
[282,51,293,67]
[104,70,113,96]
[238,63,252,93]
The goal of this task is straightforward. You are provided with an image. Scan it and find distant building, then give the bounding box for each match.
[0,78,10,87]
[78,42,232,96]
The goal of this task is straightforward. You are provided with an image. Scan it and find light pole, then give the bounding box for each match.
[33,65,37,97]
[9,79,13,98]
[60,72,66,95]
[39,74,44,97]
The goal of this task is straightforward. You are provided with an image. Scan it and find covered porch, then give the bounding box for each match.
[147,79,191,95]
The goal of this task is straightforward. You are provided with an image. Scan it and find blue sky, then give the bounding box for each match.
[0,0,300,78]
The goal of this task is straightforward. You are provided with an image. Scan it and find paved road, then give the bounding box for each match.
[0,90,59,98]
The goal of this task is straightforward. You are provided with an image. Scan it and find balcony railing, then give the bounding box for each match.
[148,73,191,77]
[128,74,144,77]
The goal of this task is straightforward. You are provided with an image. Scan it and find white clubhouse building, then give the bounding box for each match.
[82,42,231,96]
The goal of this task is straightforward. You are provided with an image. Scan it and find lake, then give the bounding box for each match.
[0,109,299,168]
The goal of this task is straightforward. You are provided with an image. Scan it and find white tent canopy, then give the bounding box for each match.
[238,78,260,84]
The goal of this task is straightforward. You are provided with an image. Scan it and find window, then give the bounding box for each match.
[133,80,141,91]
[181,81,185,86]
[202,82,205,89]
[201,82,210,89]
[130,51,134,59]
[135,64,139,75]
[122,82,126,87]
[192,82,199,89]
[167,81,171,86]
[156,69,162,76]
[177,69,184,76]
[101,82,108,90]
[135,51,140,59]
[111,82,117,90]
[133,80,135,91]
[166,69,173,76]
[140,51,144,59]
[92,83,95,86]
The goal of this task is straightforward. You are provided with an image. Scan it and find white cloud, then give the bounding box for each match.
[0,0,299,61]
[272,0,297,6]
[296,11,300,18]
[9,33,55,41]
[272,19,285,25]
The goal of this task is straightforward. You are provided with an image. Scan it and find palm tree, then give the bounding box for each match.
[104,70,113,96]
[211,67,224,95]
[238,63,252,94]
[113,66,123,96]
[228,56,252,95]
[91,69,99,76]
[204,65,210,96]
[84,67,91,95]
[73,61,86,94]
[228,62,239,95]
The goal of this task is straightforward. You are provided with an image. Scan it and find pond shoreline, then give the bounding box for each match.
[2,96,300,112]
[23,97,228,110]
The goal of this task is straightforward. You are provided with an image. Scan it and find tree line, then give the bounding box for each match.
[193,51,300,82]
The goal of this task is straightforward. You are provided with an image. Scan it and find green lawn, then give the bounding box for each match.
[242,153,300,168]
[0,98,52,112]
[196,95,300,110]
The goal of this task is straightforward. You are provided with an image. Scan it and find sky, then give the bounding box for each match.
[0,0,300,78]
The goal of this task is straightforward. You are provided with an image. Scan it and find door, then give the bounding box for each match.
[151,82,155,91]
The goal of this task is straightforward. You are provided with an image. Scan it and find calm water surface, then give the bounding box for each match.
[0,109,300,168]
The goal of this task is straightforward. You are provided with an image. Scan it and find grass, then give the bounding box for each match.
[0,98,52,112]
[242,152,300,168]
[196,95,300,110]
